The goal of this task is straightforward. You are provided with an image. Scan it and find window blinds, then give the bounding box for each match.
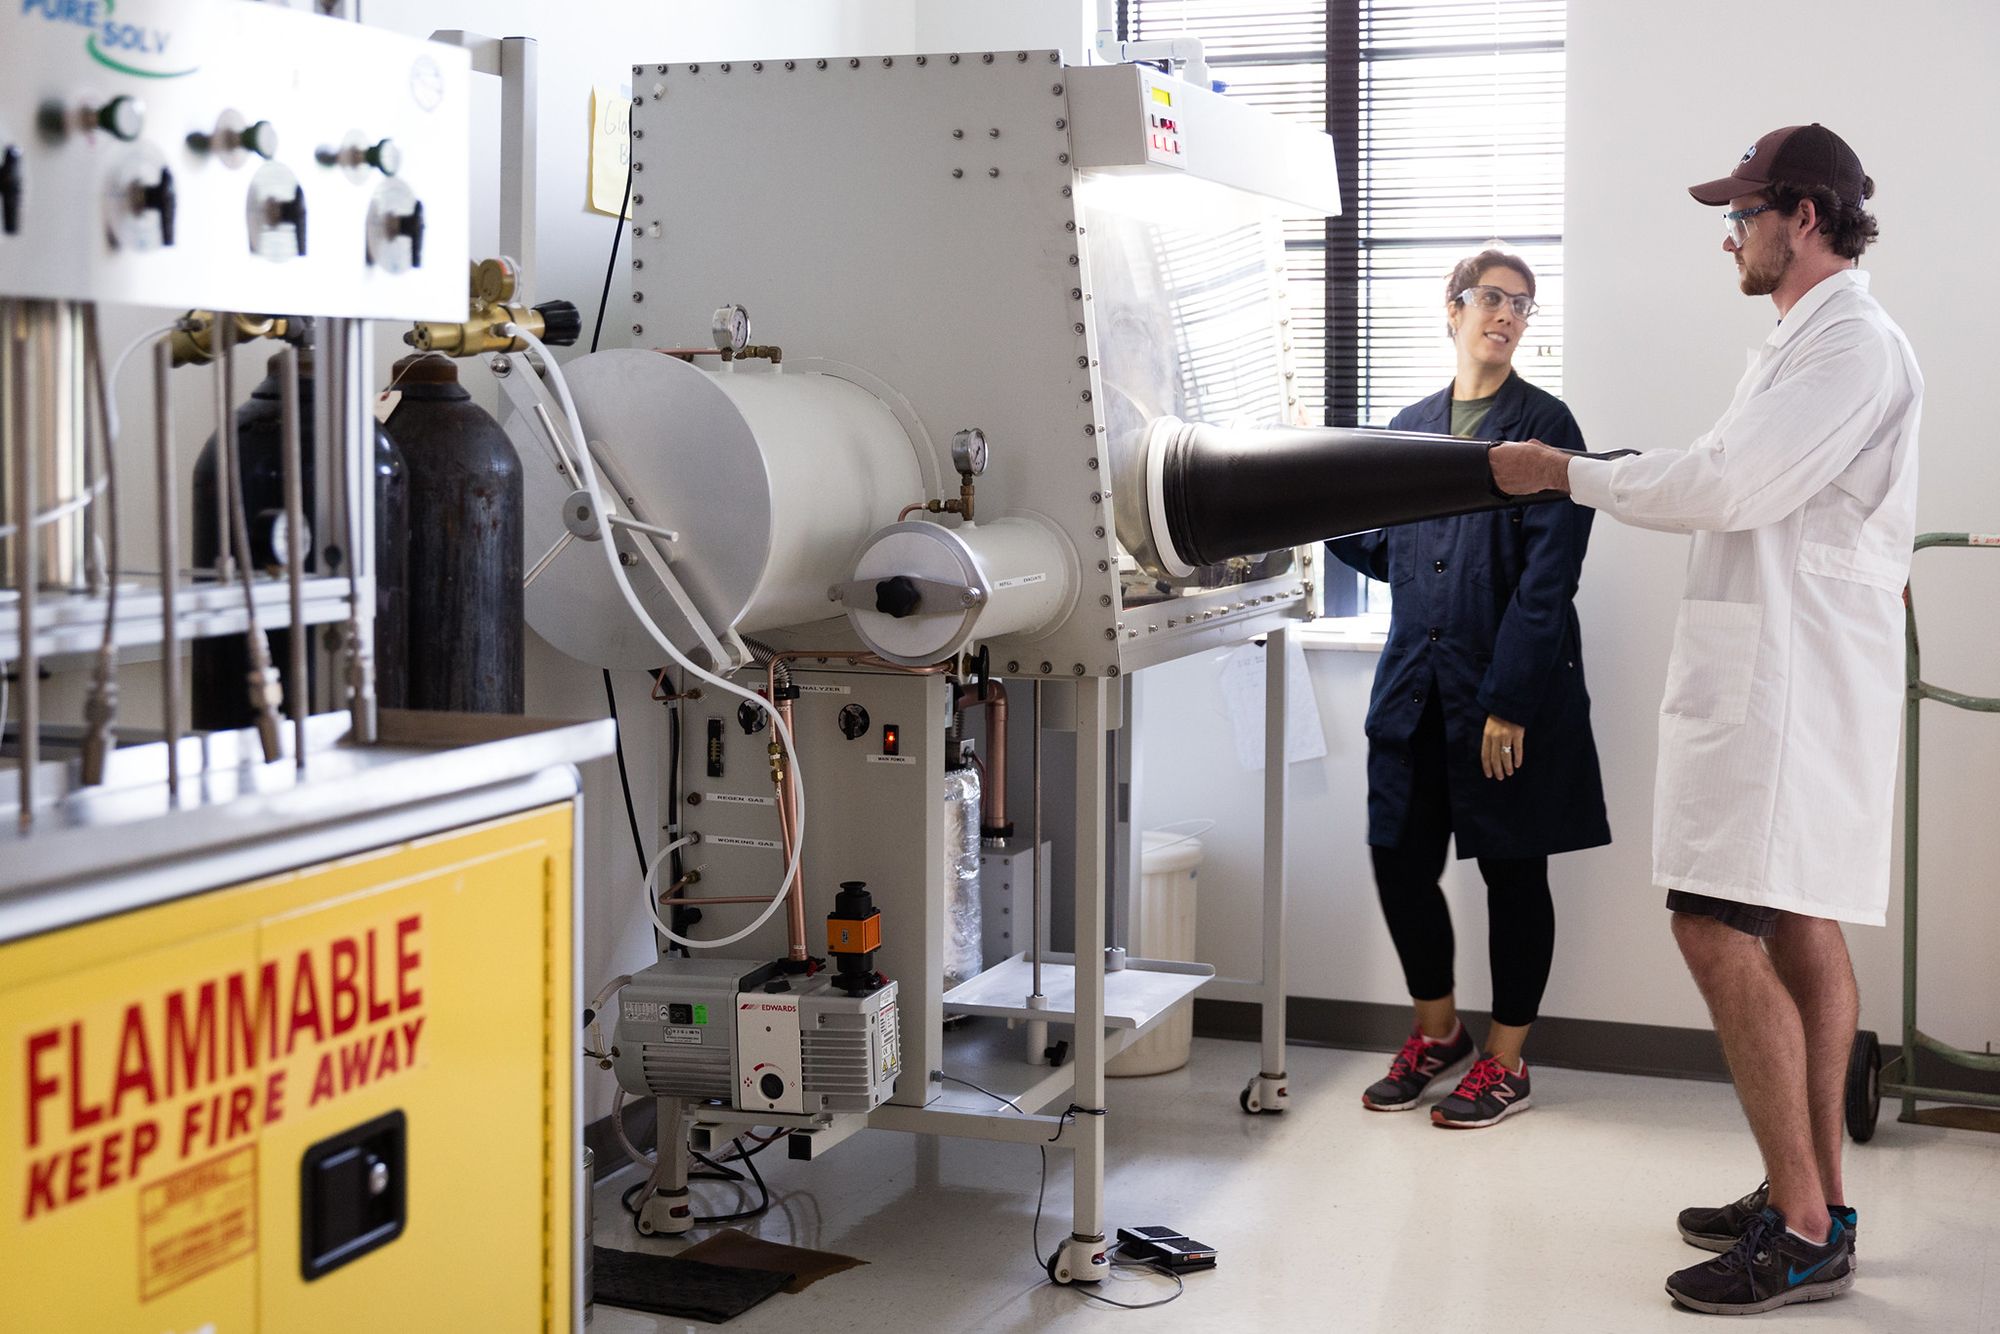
[1125,0,1566,427]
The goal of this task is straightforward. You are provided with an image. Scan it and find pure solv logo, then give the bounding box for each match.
[20,0,201,80]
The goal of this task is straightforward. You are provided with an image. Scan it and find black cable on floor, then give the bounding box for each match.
[602,669,649,883]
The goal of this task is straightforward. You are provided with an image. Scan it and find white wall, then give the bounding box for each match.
[1140,0,2000,1050]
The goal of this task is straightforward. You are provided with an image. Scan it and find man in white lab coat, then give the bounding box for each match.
[1488,123,1921,1316]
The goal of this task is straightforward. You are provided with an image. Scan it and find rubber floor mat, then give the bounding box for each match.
[592,1245,793,1324]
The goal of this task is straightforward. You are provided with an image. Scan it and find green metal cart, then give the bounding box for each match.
[1847,532,2000,1141]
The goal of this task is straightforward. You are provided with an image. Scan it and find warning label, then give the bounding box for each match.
[659,1027,703,1046]
[138,1145,257,1302]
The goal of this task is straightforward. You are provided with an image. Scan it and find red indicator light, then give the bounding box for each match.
[882,725,900,756]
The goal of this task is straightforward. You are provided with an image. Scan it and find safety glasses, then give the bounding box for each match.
[1456,285,1537,321]
[1723,202,1779,247]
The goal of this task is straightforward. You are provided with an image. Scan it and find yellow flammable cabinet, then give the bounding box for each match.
[0,713,609,1333]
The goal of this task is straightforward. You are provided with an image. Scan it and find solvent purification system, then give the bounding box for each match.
[499,48,1548,1285]
[1,5,609,1330]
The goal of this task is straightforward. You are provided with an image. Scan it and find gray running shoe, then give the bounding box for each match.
[1665,1206,1853,1315]
[1681,1183,1859,1271]
[1361,1023,1475,1112]
[1431,1055,1532,1129]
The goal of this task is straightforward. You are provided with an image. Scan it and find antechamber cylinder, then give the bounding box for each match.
[844,514,1076,666]
[524,351,927,670]
[1140,416,1557,578]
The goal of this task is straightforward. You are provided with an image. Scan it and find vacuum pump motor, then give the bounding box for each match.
[610,958,901,1116]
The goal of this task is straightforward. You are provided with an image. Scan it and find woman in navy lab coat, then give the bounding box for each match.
[1328,248,1609,1130]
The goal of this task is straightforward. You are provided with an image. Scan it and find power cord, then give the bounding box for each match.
[602,669,651,884]
[588,148,633,355]
[620,1131,782,1228]
[939,1076,1181,1309]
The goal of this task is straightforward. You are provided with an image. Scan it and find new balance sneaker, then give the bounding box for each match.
[1430,1055,1531,1128]
[1680,1183,1860,1271]
[1664,1206,1853,1315]
[1361,1022,1476,1112]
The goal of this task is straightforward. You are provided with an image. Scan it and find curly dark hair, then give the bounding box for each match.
[1767,176,1880,259]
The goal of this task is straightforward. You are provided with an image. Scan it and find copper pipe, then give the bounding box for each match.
[776,693,808,962]
[954,678,1010,841]
[897,502,926,522]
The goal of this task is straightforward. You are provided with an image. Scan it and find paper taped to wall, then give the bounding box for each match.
[1218,636,1326,771]
[588,83,633,218]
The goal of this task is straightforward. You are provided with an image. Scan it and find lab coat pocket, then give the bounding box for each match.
[1660,599,1763,725]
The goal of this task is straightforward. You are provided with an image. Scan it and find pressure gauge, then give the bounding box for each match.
[711,303,750,355]
[951,427,988,478]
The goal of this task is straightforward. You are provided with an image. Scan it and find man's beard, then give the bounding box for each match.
[1738,232,1795,296]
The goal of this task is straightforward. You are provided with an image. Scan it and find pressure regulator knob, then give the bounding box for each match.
[534,300,582,347]
[711,303,750,355]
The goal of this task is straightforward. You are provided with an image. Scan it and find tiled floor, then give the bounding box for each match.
[588,1036,1999,1332]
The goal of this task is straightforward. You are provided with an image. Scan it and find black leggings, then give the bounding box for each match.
[1370,699,1556,1029]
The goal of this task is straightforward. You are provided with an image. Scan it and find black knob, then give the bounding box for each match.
[96,95,144,142]
[534,299,582,347]
[833,880,875,919]
[759,1072,785,1099]
[0,147,20,236]
[875,575,921,618]
[365,138,401,176]
[139,166,176,247]
[242,120,278,161]
[272,185,307,257]
[392,199,424,268]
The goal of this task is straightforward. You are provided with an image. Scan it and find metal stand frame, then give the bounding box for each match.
[1851,533,2000,1139]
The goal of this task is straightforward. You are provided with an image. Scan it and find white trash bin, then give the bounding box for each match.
[1108,826,1205,1076]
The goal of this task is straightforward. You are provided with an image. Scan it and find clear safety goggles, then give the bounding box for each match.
[1723,202,1778,247]
[1456,285,1537,321]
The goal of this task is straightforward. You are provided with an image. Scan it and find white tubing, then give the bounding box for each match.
[106,322,180,445]
[0,321,179,544]
[505,326,805,951]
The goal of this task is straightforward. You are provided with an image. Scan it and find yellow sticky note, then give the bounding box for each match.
[588,84,633,218]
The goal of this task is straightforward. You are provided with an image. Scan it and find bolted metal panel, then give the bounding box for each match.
[631,53,1129,677]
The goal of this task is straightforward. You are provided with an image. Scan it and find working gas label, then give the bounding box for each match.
[16,915,428,1226]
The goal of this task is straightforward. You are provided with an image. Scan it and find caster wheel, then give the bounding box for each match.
[636,1217,655,1236]
[1846,1029,1881,1143]
[1240,1073,1287,1115]
[1048,1235,1109,1284]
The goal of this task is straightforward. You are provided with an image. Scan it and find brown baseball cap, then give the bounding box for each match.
[1688,123,1866,207]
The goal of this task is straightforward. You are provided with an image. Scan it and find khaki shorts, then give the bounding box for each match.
[1665,889,1781,939]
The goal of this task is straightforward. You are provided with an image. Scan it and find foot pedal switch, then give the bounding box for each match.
[300,1109,407,1279]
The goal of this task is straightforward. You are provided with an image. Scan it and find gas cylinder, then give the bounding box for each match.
[190,348,409,729]
[383,354,524,713]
